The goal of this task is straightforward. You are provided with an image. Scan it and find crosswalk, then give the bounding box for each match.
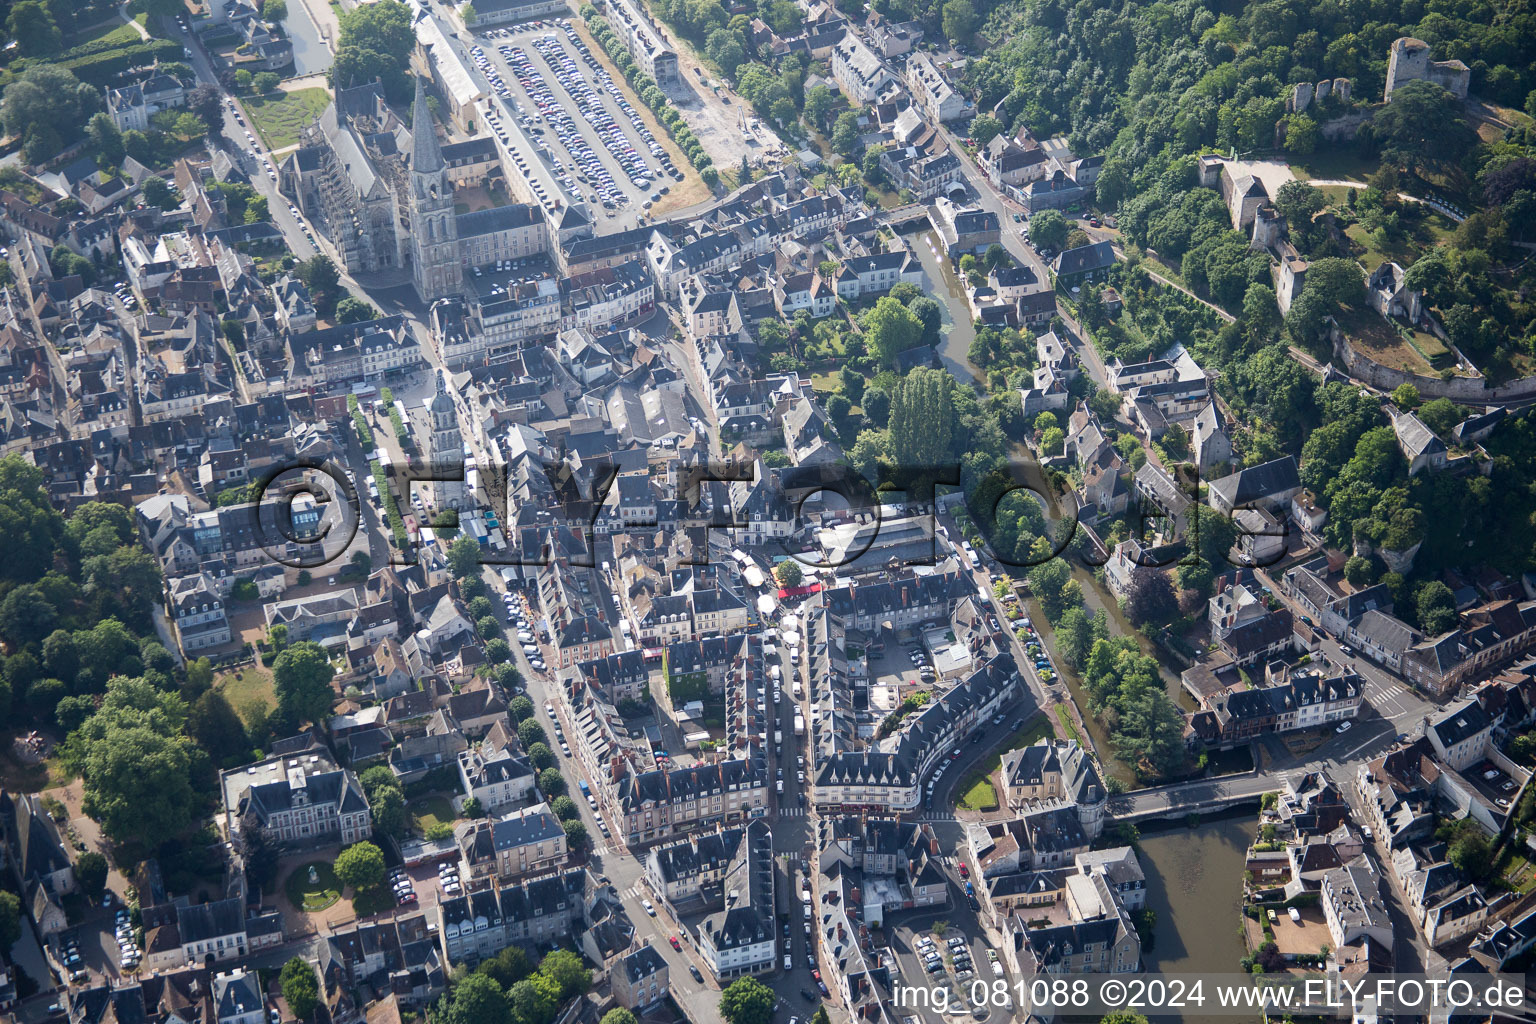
[776,806,809,818]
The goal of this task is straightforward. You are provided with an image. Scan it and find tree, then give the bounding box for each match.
[479,945,533,989]
[1447,830,1492,881]
[1390,383,1420,410]
[0,890,20,952]
[518,718,547,749]
[446,974,512,1024]
[863,295,924,365]
[509,695,535,722]
[1342,556,1375,587]
[831,110,861,157]
[281,958,320,1022]
[1029,210,1068,251]
[538,767,567,797]
[910,297,943,347]
[550,795,579,820]
[1028,555,1074,619]
[337,0,415,65]
[775,559,804,588]
[2,64,94,150]
[253,72,281,95]
[540,949,591,999]
[970,114,1002,148]
[1274,181,1325,232]
[187,690,249,763]
[460,3,477,24]
[1416,581,1458,636]
[941,0,974,42]
[719,977,775,1024]
[0,585,57,647]
[508,974,559,1024]
[8,0,61,54]
[1242,283,1281,344]
[88,113,125,166]
[75,851,109,897]
[334,841,386,891]
[235,69,254,92]
[448,535,482,579]
[563,818,588,847]
[602,1010,639,1024]
[370,785,407,837]
[81,716,202,846]
[1124,570,1177,627]
[1284,113,1318,153]
[272,641,336,725]
[1369,80,1475,174]
[527,742,555,770]
[336,297,378,323]
[263,0,288,19]
[803,85,833,130]
[142,176,177,210]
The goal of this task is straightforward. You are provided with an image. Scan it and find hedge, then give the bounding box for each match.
[51,39,184,87]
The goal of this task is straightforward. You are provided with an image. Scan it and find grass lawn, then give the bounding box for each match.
[957,776,999,812]
[409,795,459,834]
[950,716,1053,811]
[1501,849,1536,894]
[216,664,276,728]
[64,16,143,49]
[244,87,331,151]
[1341,215,1456,273]
[285,861,341,912]
[1288,146,1378,184]
[1335,304,1459,374]
[1055,705,1083,745]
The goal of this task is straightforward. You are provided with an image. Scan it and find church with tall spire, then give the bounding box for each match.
[408,78,464,302]
[281,76,589,302]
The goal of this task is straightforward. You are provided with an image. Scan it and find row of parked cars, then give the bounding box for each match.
[390,867,418,907]
[506,590,546,671]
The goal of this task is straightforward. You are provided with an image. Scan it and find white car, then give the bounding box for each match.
[642,899,656,915]
[1336,721,1352,733]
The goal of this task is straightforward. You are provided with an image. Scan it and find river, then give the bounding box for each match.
[913,229,980,385]
[1134,813,1258,1022]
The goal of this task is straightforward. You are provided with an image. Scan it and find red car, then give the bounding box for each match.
[670,936,682,951]
[958,863,970,879]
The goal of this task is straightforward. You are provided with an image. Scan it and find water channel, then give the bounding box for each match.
[914,229,980,385]
[1134,812,1259,1021]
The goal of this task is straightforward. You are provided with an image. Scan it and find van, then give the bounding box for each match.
[1287,907,1301,924]
[784,954,793,971]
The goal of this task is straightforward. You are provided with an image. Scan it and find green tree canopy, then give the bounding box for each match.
[281,958,320,1021]
[334,841,386,891]
[720,977,775,1024]
[272,641,336,725]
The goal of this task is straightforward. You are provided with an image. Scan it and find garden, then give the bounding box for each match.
[243,86,330,151]
[284,861,341,912]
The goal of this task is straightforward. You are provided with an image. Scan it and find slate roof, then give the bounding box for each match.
[1209,455,1300,508]
[1052,240,1115,278]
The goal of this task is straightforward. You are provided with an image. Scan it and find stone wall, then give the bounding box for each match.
[1329,319,1536,404]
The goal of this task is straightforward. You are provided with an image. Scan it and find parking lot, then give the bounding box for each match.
[888,904,1014,1024]
[469,20,686,225]
[1469,759,1525,811]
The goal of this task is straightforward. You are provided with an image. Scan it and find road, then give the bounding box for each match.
[935,124,1050,284]
[174,16,322,261]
